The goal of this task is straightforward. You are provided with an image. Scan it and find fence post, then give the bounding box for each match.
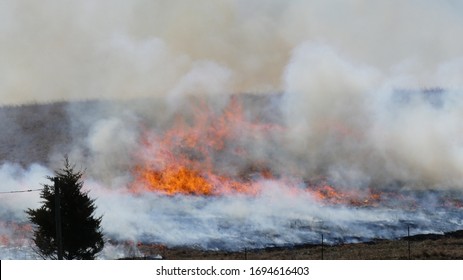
[407,225,411,260]
[321,233,324,260]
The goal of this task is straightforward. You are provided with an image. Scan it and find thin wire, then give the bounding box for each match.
[0,188,43,194]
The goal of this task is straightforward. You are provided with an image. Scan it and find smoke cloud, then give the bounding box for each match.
[2,0,463,104]
[2,0,463,258]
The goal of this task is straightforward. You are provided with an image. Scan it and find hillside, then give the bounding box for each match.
[0,102,70,166]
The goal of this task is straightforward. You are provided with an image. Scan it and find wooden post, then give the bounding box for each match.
[55,183,63,260]
[407,225,411,260]
[321,233,324,260]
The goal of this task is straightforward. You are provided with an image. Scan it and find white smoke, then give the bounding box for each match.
[89,179,462,251]
[0,163,51,219]
[0,164,51,259]
[2,0,463,105]
[281,42,381,179]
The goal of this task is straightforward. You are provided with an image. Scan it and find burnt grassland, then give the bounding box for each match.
[135,230,463,260]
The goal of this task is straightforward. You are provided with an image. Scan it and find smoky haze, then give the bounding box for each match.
[1,0,463,104]
[1,0,463,258]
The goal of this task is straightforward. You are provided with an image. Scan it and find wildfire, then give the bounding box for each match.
[307,184,381,206]
[130,97,269,196]
[132,165,261,196]
[130,96,382,206]
[134,167,213,195]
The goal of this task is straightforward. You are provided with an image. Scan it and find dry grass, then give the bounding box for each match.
[0,102,70,166]
[135,231,463,260]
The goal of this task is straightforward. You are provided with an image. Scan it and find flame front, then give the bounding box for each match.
[130,98,264,196]
[134,166,213,195]
[130,97,383,205]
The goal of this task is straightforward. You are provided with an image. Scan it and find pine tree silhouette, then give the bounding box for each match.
[27,157,104,259]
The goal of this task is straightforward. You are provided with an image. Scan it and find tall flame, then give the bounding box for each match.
[130,97,382,206]
[130,97,267,196]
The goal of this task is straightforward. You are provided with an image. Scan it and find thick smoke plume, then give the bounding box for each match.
[2,0,463,104]
[1,0,463,258]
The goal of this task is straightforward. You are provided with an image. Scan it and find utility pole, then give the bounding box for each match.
[55,182,63,260]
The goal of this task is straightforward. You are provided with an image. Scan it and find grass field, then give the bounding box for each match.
[134,230,463,260]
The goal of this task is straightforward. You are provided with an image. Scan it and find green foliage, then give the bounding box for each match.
[26,157,104,259]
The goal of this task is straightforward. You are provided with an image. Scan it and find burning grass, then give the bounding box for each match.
[2,97,463,259]
[128,97,386,207]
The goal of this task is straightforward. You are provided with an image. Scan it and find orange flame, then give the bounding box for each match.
[130,97,271,196]
[134,166,213,195]
[130,97,382,205]
[132,165,262,196]
[311,185,381,206]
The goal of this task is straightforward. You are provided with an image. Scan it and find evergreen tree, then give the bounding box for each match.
[26,157,104,259]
